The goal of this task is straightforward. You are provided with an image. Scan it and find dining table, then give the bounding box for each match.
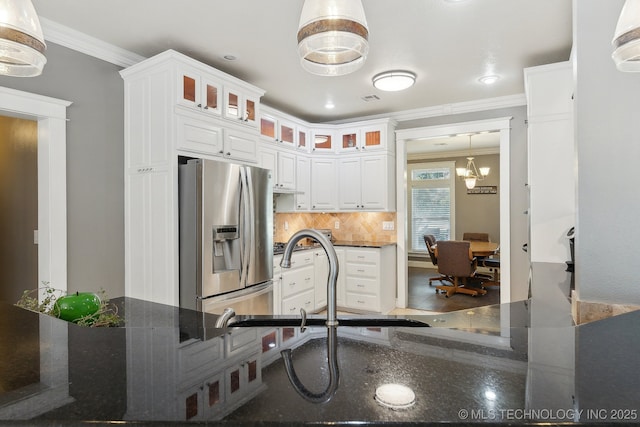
[432,240,499,258]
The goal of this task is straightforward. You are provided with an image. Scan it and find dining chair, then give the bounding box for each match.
[434,240,487,297]
[462,232,490,242]
[423,234,452,286]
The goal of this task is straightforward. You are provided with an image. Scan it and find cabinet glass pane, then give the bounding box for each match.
[261,118,275,138]
[205,84,218,109]
[261,331,277,352]
[365,130,381,147]
[208,381,220,407]
[342,133,357,149]
[245,99,256,121]
[230,369,240,394]
[281,125,294,143]
[314,134,332,150]
[248,360,257,383]
[185,392,198,420]
[227,92,239,118]
[282,327,295,342]
[183,76,196,102]
[299,131,306,148]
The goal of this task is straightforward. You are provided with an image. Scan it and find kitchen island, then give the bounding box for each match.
[1,263,639,425]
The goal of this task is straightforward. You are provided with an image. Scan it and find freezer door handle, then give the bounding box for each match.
[239,166,252,287]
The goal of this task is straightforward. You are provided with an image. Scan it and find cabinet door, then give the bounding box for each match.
[281,265,314,298]
[243,95,258,127]
[312,130,334,153]
[297,126,309,152]
[259,147,277,179]
[338,157,362,210]
[335,248,346,306]
[200,76,222,116]
[339,128,360,153]
[311,158,337,210]
[295,156,311,211]
[260,115,278,142]
[277,151,296,189]
[361,124,385,151]
[314,250,329,310]
[223,129,258,163]
[178,68,201,109]
[360,155,387,209]
[279,120,296,148]
[176,115,224,156]
[223,86,242,122]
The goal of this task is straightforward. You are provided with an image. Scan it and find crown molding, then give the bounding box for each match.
[40,17,146,68]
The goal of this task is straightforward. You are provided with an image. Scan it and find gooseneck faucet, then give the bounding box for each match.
[280,229,340,403]
[280,229,339,327]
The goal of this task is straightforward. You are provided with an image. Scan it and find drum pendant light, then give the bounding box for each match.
[297,0,369,76]
[612,0,640,72]
[0,0,47,77]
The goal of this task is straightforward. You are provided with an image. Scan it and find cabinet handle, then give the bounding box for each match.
[357,300,365,304]
[362,146,366,150]
[357,284,365,287]
[289,307,297,312]
[218,150,224,154]
[289,281,296,286]
[197,103,202,108]
[357,269,365,273]
[226,152,231,156]
[204,106,209,110]
[357,256,365,259]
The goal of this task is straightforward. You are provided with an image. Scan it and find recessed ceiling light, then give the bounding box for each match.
[223,54,238,61]
[372,71,416,91]
[325,101,335,109]
[479,75,500,85]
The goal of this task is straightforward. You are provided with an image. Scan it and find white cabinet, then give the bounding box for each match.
[297,126,310,152]
[341,246,396,314]
[178,66,222,117]
[223,85,259,128]
[259,147,296,191]
[278,250,316,315]
[524,62,574,264]
[338,154,395,211]
[121,49,264,307]
[295,156,311,210]
[311,129,335,153]
[337,120,393,153]
[260,113,297,149]
[310,158,337,210]
[314,249,329,310]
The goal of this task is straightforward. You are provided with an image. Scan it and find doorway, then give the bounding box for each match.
[396,117,513,310]
[0,86,71,302]
[0,115,38,303]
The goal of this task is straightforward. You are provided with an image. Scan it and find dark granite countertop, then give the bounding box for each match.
[331,240,396,248]
[1,263,639,426]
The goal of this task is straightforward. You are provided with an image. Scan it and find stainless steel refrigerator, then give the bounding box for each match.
[179,158,273,314]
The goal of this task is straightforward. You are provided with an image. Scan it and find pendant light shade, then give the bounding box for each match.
[297,0,369,76]
[612,0,640,72]
[0,0,46,77]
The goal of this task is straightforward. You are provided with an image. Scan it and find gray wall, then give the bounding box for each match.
[574,1,640,304]
[0,43,125,298]
[398,105,530,302]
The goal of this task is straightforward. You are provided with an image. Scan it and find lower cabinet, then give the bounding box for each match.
[341,246,396,313]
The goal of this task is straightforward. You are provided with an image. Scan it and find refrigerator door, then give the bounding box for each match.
[241,164,273,287]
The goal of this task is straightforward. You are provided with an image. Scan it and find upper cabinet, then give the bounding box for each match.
[337,121,392,153]
[223,85,259,128]
[259,113,298,149]
[311,129,335,153]
[178,67,222,117]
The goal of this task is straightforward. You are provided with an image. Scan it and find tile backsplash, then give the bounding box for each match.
[274,212,397,243]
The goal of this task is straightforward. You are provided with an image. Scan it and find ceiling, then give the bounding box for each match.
[31,0,573,125]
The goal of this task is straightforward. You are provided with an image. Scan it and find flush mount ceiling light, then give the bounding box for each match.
[372,71,416,91]
[297,0,369,76]
[612,0,640,71]
[0,0,46,77]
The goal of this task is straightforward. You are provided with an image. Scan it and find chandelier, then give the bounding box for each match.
[612,0,640,72]
[0,0,47,77]
[456,134,490,190]
[297,0,369,76]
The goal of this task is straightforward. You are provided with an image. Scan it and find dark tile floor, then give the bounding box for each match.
[408,267,500,312]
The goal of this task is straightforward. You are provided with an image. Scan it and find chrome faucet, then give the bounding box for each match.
[280,228,340,403]
[280,228,339,326]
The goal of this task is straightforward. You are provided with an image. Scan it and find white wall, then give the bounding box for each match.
[574,0,640,304]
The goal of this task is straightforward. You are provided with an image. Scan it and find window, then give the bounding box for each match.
[408,161,456,253]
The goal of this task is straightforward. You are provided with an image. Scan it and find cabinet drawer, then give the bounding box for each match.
[289,250,315,268]
[281,265,314,298]
[345,262,377,278]
[179,337,223,385]
[346,276,379,295]
[346,249,379,264]
[282,289,315,315]
[345,292,379,311]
